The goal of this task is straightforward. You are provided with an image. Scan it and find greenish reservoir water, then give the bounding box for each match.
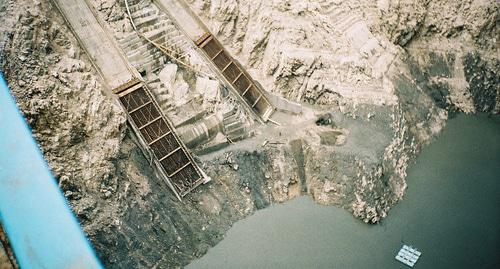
[188,114,500,269]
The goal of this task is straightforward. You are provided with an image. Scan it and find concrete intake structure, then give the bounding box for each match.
[178,114,223,148]
[51,0,210,200]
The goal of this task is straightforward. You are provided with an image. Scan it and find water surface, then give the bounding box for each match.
[188,114,500,269]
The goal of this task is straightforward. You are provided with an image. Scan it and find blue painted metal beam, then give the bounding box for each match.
[0,74,103,269]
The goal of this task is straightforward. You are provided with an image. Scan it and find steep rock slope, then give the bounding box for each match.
[0,0,126,233]
[0,2,294,267]
[374,0,499,113]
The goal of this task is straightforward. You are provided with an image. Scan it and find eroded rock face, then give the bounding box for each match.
[0,0,127,232]
[376,0,498,50]
[187,0,498,113]
[374,0,499,114]
[188,0,401,107]
[182,0,496,223]
[463,53,499,113]
[0,0,498,268]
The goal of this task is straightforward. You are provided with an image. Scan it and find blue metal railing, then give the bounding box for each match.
[0,74,103,269]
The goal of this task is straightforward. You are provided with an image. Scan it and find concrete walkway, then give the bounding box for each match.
[52,0,137,90]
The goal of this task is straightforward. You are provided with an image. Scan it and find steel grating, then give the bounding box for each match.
[197,34,275,121]
[117,83,205,198]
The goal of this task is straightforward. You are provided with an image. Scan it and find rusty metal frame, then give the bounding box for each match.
[195,32,212,47]
[197,34,275,121]
[112,77,142,95]
[117,82,208,199]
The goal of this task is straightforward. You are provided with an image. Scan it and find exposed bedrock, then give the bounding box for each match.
[0,0,498,268]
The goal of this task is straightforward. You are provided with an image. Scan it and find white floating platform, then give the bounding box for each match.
[395,244,421,267]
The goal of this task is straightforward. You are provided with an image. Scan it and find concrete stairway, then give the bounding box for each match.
[118,0,195,76]
[145,74,174,112]
[318,1,397,78]
[222,106,251,142]
[318,1,363,34]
